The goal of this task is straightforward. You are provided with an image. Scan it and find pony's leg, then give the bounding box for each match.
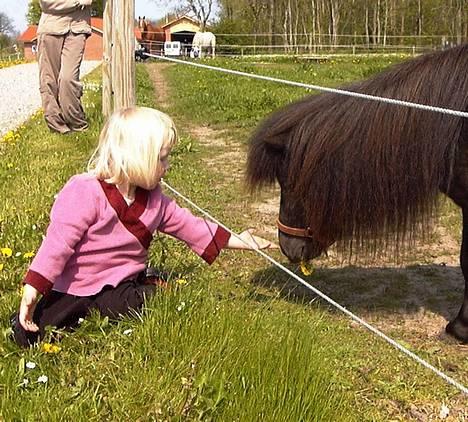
[446,207,468,343]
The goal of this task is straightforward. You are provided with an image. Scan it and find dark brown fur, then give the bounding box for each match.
[247,45,468,254]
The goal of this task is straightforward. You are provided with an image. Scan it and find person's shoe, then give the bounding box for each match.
[70,123,89,132]
[48,126,71,135]
[145,267,169,288]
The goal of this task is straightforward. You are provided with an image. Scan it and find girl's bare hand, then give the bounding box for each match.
[19,284,40,332]
[232,229,279,250]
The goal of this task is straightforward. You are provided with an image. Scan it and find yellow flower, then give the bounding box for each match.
[0,263,3,271]
[23,251,35,259]
[300,261,313,276]
[1,247,13,257]
[42,343,61,354]
[175,278,187,286]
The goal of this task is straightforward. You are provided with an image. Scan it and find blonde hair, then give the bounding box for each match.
[88,107,177,188]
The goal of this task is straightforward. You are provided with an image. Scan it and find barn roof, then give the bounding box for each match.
[161,15,200,29]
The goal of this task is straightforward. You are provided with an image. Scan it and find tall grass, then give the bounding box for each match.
[0,65,354,420]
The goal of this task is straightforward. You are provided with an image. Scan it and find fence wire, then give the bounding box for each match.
[146,52,468,395]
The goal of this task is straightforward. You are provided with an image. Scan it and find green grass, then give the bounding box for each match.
[0,64,356,420]
[1,56,467,420]
[163,55,409,132]
[155,55,468,418]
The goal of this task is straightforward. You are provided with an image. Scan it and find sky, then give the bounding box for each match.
[0,0,170,34]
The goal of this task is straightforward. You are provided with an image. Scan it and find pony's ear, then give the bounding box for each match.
[143,16,145,20]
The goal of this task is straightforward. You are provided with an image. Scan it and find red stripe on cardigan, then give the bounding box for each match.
[201,226,231,264]
[99,180,153,249]
[24,269,53,295]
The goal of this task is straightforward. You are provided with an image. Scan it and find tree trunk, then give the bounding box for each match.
[269,0,276,52]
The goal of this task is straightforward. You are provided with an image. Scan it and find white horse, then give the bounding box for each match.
[192,32,216,58]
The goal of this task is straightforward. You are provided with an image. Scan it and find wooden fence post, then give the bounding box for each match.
[111,0,135,110]
[102,0,113,119]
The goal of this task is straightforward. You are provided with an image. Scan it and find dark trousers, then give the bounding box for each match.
[11,273,161,347]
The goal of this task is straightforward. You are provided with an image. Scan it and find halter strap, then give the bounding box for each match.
[276,218,315,238]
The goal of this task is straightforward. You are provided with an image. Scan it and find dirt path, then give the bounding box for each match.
[145,63,468,417]
[145,63,171,109]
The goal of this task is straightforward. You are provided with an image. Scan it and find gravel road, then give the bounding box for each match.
[0,61,101,137]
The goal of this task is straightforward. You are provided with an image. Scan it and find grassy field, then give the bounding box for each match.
[0,55,466,420]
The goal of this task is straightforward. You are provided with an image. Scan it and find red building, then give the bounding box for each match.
[18,18,143,61]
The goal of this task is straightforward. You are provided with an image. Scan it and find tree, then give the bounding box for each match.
[0,12,14,35]
[90,0,104,17]
[27,0,41,25]
[187,0,216,29]
[152,0,219,30]
[0,12,15,50]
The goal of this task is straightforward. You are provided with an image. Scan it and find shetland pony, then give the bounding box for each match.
[246,44,468,342]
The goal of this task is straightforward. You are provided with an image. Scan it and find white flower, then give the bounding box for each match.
[439,404,450,419]
[37,375,48,383]
[176,301,186,312]
[123,329,133,335]
[78,318,84,324]
[22,378,29,386]
[25,361,36,369]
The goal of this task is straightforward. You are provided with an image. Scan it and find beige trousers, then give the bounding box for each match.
[38,32,87,133]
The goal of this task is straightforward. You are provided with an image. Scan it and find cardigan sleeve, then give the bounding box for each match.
[40,0,81,14]
[157,191,231,264]
[23,175,98,295]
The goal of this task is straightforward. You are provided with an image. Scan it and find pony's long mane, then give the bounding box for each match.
[247,44,468,254]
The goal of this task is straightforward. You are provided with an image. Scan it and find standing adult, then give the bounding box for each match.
[38,0,92,134]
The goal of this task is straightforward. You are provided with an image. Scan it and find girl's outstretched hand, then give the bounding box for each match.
[227,229,279,250]
[19,284,40,332]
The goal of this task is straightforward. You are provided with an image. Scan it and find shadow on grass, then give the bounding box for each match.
[249,262,463,322]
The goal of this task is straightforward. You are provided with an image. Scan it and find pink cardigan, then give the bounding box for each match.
[24,174,230,296]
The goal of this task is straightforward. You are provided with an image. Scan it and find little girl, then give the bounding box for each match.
[12,107,275,347]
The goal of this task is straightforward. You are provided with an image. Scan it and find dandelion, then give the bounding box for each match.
[1,247,12,257]
[0,263,3,271]
[42,343,61,353]
[300,261,313,276]
[123,329,133,335]
[23,251,35,259]
[25,361,36,369]
[2,131,15,143]
[37,375,48,383]
[175,278,187,286]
